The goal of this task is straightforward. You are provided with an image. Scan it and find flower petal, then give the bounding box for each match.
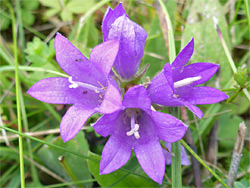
[175,86,228,105]
[55,33,107,86]
[134,138,165,184]
[173,63,219,85]
[97,83,123,114]
[149,111,187,143]
[123,85,151,110]
[170,38,194,76]
[184,103,203,119]
[89,40,120,77]
[164,143,190,166]
[27,77,101,108]
[60,105,95,142]
[92,111,121,137]
[102,3,126,41]
[148,64,174,104]
[55,33,88,77]
[107,14,147,79]
[100,135,132,174]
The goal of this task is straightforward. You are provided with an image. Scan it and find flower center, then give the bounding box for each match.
[173,76,202,88]
[68,77,105,93]
[126,110,140,139]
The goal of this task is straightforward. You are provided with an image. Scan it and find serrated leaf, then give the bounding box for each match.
[183,0,232,87]
[88,152,158,188]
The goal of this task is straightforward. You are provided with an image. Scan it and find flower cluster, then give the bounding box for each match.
[27,3,228,184]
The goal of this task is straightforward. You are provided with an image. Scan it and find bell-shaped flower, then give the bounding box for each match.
[102,3,147,80]
[163,143,190,166]
[27,33,122,142]
[147,38,228,118]
[93,85,187,184]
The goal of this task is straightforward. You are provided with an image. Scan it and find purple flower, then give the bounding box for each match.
[102,3,147,80]
[27,33,122,142]
[93,85,187,184]
[147,38,228,118]
[163,143,190,166]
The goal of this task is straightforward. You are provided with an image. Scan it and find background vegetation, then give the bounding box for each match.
[0,0,249,187]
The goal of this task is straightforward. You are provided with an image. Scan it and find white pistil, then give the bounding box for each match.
[126,112,140,139]
[68,77,102,93]
[174,76,202,88]
[126,124,140,139]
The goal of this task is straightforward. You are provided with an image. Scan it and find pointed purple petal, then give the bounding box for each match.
[170,38,194,76]
[149,111,187,143]
[184,103,203,119]
[27,77,101,108]
[134,138,165,184]
[123,86,151,110]
[90,40,120,77]
[148,64,174,104]
[92,111,121,137]
[175,86,228,105]
[60,105,95,142]
[107,14,147,79]
[100,135,132,174]
[102,3,127,41]
[55,33,88,77]
[97,83,123,114]
[173,63,219,85]
[164,143,190,165]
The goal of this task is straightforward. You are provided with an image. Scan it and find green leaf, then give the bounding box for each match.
[218,113,244,149]
[45,8,60,17]
[21,9,35,26]
[88,152,158,187]
[66,0,94,14]
[183,0,232,87]
[22,0,39,10]
[60,9,73,22]
[37,132,93,187]
[234,68,248,88]
[24,37,55,66]
[0,11,11,30]
[39,0,61,9]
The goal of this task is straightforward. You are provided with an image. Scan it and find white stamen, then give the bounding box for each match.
[174,76,202,88]
[68,77,78,88]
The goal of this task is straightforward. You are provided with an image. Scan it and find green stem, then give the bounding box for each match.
[158,0,181,186]
[8,4,25,188]
[0,65,69,77]
[15,0,25,64]
[215,20,250,101]
[180,139,229,188]
[244,0,250,33]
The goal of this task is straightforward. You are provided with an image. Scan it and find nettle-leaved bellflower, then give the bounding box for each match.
[93,85,188,184]
[164,143,190,166]
[102,3,147,80]
[147,38,228,118]
[27,33,122,142]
